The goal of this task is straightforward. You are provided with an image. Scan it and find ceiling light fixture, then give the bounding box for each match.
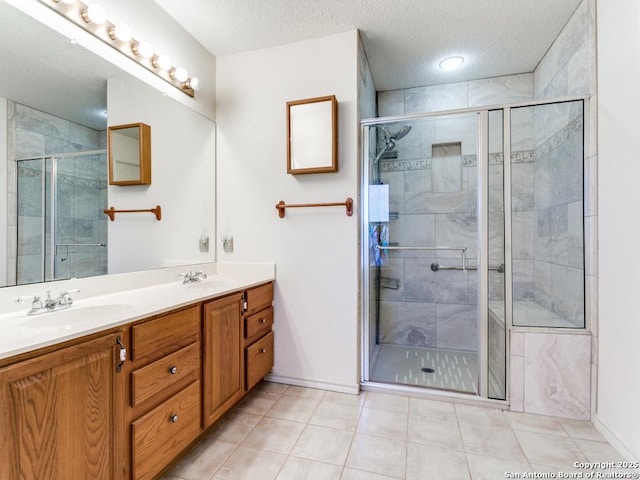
[38,0,198,97]
[439,56,465,71]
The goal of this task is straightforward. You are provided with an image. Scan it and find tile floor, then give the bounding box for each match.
[162,381,636,480]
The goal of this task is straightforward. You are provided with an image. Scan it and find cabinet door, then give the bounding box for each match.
[203,293,244,428]
[0,331,126,480]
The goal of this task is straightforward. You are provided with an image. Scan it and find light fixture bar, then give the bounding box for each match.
[40,0,197,97]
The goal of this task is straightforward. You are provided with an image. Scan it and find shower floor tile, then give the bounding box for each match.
[370,345,478,394]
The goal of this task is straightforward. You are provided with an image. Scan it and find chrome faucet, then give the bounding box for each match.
[180,270,207,284]
[17,289,80,315]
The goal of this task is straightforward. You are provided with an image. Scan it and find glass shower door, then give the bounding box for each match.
[366,112,483,394]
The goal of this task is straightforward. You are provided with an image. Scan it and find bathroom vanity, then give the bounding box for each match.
[0,264,274,480]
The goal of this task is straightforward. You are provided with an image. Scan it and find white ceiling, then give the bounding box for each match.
[153,0,583,91]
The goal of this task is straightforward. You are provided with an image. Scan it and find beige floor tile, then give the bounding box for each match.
[266,395,320,423]
[466,453,532,480]
[505,410,568,436]
[455,404,509,427]
[408,396,456,420]
[408,414,463,451]
[357,407,408,441]
[406,443,470,480]
[558,417,607,441]
[322,390,367,407]
[291,424,354,465]
[345,433,407,479]
[253,381,290,396]
[309,401,362,431]
[210,412,262,444]
[574,438,627,463]
[460,423,527,462]
[241,417,306,454]
[515,430,587,468]
[212,446,287,480]
[283,385,327,400]
[275,457,342,480]
[364,392,409,413]
[165,437,236,480]
[236,391,280,416]
[341,468,399,479]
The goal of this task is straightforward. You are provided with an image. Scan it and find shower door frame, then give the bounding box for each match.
[360,96,589,402]
[15,149,106,284]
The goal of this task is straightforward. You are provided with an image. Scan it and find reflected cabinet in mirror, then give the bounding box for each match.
[287,95,338,174]
[108,123,151,185]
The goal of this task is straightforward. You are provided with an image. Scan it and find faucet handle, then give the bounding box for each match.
[16,294,40,304]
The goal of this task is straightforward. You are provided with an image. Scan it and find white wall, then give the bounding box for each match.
[216,31,360,393]
[596,0,640,461]
[107,75,216,273]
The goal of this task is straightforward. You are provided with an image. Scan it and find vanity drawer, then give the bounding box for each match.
[245,282,273,315]
[245,331,274,390]
[132,306,200,362]
[131,342,200,407]
[244,306,273,344]
[132,381,201,480]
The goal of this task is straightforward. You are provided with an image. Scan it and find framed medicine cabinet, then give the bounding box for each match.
[286,95,338,174]
[108,122,151,185]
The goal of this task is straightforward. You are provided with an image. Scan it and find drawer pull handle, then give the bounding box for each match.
[260,348,267,353]
[169,366,178,375]
[260,318,266,323]
[170,414,179,423]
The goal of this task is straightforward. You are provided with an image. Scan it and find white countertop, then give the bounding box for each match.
[0,262,275,362]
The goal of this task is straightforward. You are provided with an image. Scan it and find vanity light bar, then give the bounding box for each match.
[41,0,199,97]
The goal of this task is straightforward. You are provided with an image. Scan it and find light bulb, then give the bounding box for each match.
[186,77,201,91]
[109,23,132,42]
[439,56,464,71]
[82,4,107,24]
[153,54,172,71]
[171,67,189,83]
[133,40,154,59]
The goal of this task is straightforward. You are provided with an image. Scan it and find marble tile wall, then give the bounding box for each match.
[8,101,107,284]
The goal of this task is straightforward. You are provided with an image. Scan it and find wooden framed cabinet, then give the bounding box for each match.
[202,292,244,428]
[128,306,201,480]
[0,330,127,480]
[243,282,274,391]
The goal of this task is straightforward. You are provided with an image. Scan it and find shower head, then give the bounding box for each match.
[379,125,412,149]
[391,125,412,141]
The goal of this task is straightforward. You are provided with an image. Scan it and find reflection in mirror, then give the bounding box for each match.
[108,123,151,185]
[0,2,216,288]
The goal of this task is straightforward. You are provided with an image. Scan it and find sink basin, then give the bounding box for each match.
[19,304,133,328]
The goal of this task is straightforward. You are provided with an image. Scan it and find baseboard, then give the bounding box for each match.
[265,373,360,395]
[594,414,640,461]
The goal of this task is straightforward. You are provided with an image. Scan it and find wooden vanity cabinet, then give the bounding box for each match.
[243,282,274,391]
[128,306,201,480]
[0,330,128,480]
[202,292,244,428]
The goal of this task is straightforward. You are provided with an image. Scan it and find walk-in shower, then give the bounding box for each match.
[362,99,585,400]
[16,150,108,285]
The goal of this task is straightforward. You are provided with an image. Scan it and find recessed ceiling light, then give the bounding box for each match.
[439,56,464,71]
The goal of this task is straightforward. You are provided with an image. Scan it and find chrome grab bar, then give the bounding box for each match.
[375,245,469,271]
[431,262,505,273]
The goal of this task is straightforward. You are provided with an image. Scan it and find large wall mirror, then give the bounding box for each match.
[108,123,152,185]
[0,2,216,287]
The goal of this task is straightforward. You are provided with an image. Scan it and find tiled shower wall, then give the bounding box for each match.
[7,101,107,285]
[375,74,533,354]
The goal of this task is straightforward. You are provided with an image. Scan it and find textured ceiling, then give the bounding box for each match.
[153,0,583,91]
